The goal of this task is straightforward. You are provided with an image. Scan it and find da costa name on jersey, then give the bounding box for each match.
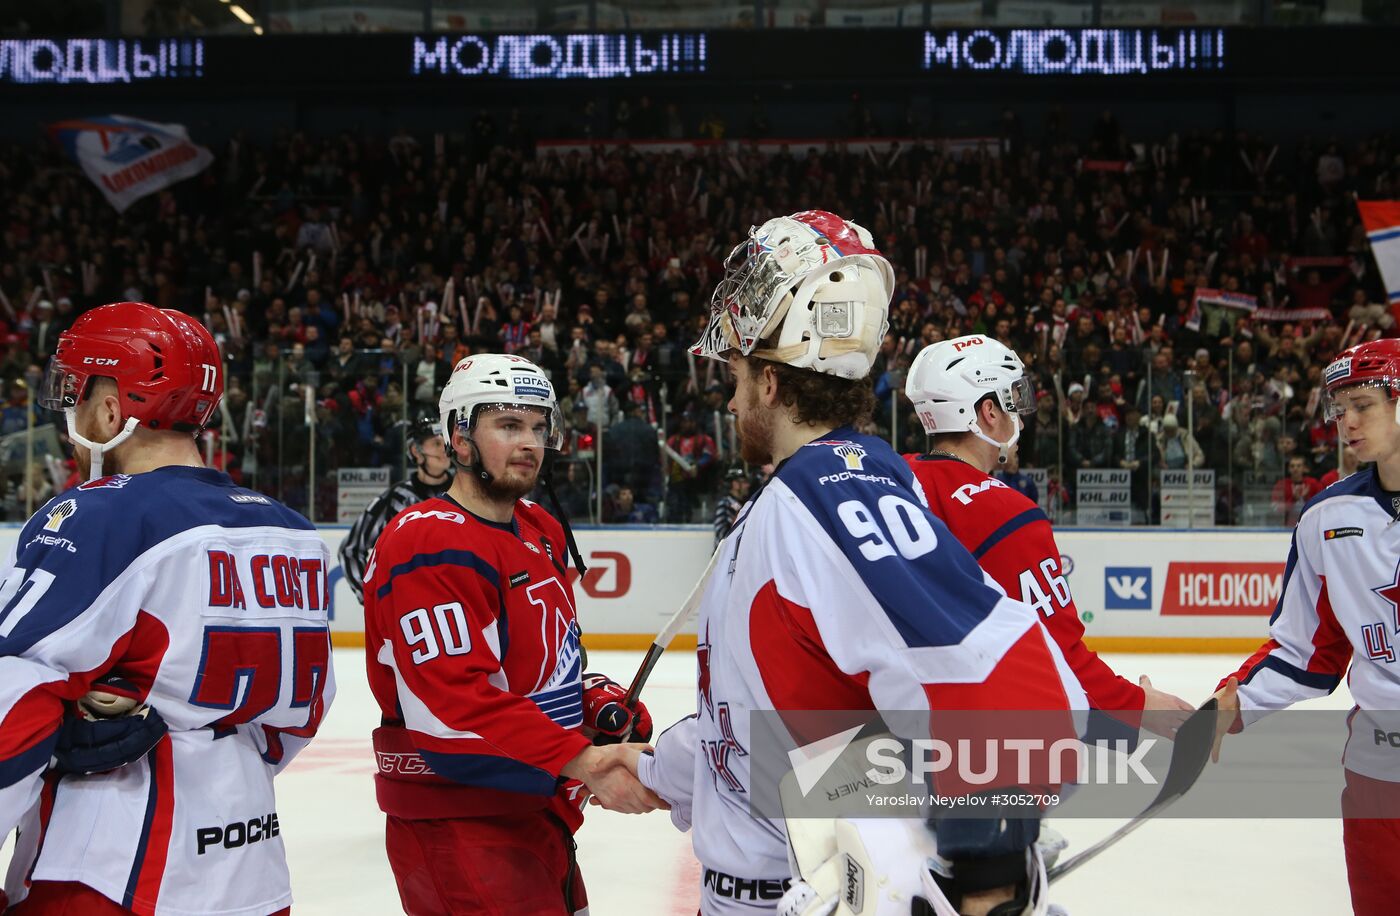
[207,549,328,611]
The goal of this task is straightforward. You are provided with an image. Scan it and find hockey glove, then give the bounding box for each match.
[582,672,653,744]
[52,679,168,777]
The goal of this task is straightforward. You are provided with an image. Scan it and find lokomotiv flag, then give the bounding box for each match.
[1357,199,1400,307]
[48,115,213,213]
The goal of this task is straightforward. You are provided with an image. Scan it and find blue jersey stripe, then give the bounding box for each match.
[1268,538,1300,626]
[123,742,166,908]
[972,507,1048,560]
[1243,654,1341,693]
[0,729,58,790]
[376,549,501,601]
[418,749,558,796]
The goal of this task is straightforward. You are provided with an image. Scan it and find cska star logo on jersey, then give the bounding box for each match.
[1373,558,1400,632]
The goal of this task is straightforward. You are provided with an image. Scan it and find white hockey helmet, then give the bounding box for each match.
[692,210,894,380]
[906,335,1036,459]
[438,353,565,451]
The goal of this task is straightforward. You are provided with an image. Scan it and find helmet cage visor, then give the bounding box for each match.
[696,233,813,360]
[39,359,87,412]
[998,375,1038,416]
[1322,378,1400,422]
[459,402,565,450]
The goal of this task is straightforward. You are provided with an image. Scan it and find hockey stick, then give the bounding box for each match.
[621,541,725,712]
[1047,697,1218,883]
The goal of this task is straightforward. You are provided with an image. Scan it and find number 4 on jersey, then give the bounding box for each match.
[1018,557,1071,620]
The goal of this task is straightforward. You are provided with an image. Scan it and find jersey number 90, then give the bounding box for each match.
[401,602,472,665]
[836,496,939,562]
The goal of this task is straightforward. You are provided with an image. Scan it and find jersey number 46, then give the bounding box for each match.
[1018,557,1071,620]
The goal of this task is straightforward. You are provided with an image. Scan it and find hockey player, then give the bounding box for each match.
[363,353,661,916]
[1212,338,1400,916]
[0,302,334,915]
[904,335,1193,736]
[635,212,1083,916]
[338,415,452,602]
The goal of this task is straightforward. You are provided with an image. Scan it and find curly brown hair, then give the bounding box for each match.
[746,356,875,429]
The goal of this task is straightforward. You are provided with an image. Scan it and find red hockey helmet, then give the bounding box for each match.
[40,302,223,432]
[1321,338,1400,424]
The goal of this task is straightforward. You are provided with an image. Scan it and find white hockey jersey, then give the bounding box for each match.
[639,429,1084,914]
[1225,467,1400,781]
[0,467,334,916]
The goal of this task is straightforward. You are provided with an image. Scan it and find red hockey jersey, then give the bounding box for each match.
[364,495,591,830]
[907,454,1145,714]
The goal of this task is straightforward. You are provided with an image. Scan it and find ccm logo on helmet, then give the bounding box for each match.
[82,357,120,366]
[952,337,985,352]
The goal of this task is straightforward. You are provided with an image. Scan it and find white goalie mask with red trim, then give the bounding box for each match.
[691,210,894,379]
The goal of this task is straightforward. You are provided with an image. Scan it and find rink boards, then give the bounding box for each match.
[0,525,1288,653]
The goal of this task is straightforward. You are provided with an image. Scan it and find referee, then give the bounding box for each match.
[338,415,453,602]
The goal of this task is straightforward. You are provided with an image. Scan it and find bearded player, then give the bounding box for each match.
[363,353,661,915]
[634,212,1083,916]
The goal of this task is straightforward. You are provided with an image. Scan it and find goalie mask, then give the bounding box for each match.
[692,210,894,380]
[906,335,1036,464]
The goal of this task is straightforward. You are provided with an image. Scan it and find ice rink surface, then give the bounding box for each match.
[3,650,1353,914]
[276,649,1352,916]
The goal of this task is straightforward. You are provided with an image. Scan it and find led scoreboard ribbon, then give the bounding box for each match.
[0,38,205,85]
[922,28,1227,75]
[410,33,707,80]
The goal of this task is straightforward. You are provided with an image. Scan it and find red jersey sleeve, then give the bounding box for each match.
[909,455,1146,715]
[365,515,589,796]
[976,507,1146,713]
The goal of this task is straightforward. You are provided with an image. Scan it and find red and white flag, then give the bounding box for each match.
[1357,199,1400,306]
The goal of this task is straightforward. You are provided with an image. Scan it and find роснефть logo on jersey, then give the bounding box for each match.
[832,442,867,471]
[1104,566,1152,610]
[43,498,77,532]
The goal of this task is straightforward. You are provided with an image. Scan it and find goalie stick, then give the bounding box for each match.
[621,540,725,717]
[1047,697,1219,883]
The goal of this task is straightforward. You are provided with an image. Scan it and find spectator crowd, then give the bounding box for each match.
[0,108,1396,525]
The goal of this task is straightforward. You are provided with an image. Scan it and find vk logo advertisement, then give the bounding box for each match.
[1104,567,1152,610]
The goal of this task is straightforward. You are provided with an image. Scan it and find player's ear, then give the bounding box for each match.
[91,378,123,435]
[978,395,1002,427]
[449,426,470,463]
[758,363,781,408]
